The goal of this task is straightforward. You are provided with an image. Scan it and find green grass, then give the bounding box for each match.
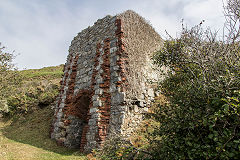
[0,64,87,160]
[3,65,64,116]
[20,65,64,80]
[0,106,87,160]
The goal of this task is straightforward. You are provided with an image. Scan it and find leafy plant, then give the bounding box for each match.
[149,0,240,159]
[94,133,151,160]
[0,43,22,115]
[0,44,62,116]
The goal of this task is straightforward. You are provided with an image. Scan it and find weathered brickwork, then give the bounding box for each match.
[51,10,163,152]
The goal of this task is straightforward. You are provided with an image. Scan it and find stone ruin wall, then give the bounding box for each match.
[51,10,163,152]
[117,11,163,135]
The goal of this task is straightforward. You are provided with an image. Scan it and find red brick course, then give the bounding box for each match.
[115,18,128,94]
[97,38,111,146]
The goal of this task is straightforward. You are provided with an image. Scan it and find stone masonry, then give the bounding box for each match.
[51,10,163,152]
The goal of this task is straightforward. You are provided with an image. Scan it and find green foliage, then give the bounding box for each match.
[0,43,23,115]
[95,135,135,160]
[0,44,22,98]
[0,44,15,72]
[149,24,240,159]
[94,134,151,160]
[5,80,60,116]
[148,2,240,158]
[5,65,63,116]
[0,50,63,116]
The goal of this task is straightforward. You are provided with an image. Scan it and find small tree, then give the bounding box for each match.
[150,0,240,159]
[0,43,22,115]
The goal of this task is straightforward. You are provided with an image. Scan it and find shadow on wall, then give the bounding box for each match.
[2,105,85,156]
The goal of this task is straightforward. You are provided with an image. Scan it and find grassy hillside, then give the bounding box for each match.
[0,107,86,160]
[0,65,87,160]
[1,65,64,116]
[20,65,64,80]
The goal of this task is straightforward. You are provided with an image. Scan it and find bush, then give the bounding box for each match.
[94,133,151,160]
[5,80,60,116]
[0,43,23,116]
[0,42,62,116]
[149,0,240,159]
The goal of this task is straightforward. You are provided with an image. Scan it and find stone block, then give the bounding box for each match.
[88,119,96,125]
[96,77,103,84]
[143,107,148,112]
[155,90,160,96]
[112,55,119,64]
[88,70,93,75]
[109,84,116,93]
[83,76,88,83]
[79,68,86,75]
[134,105,139,112]
[136,101,144,108]
[111,116,118,124]
[112,92,125,105]
[113,65,119,71]
[61,131,67,137]
[55,133,62,139]
[99,69,103,74]
[110,47,117,53]
[99,57,103,64]
[53,126,61,133]
[96,65,100,71]
[147,88,155,97]
[92,95,99,101]
[139,94,145,100]
[111,71,118,78]
[95,88,103,95]
[91,113,99,119]
[57,111,63,119]
[110,39,117,47]
[113,105,126,112]
[94,84,100,90]
[114,76,122,82]
[93,100,102,107]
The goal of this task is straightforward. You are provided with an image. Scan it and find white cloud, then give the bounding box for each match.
[0,0,96,69]
[0,0,227,69]
[183,0,225,30]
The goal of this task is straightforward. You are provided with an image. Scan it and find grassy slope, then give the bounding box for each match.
[20,65,64,80]
[0,65,87,160]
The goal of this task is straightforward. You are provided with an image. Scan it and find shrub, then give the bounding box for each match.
[149,0,240,159]
[5,80,60,116]
[0,43,62,116]
[0,43,23,116]
[95,135,135,160]
[94,133,151,160]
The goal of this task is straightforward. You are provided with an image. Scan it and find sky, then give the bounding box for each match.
[0,0,226,70]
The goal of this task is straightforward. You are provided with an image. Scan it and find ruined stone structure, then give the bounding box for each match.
[51,10,163,152]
